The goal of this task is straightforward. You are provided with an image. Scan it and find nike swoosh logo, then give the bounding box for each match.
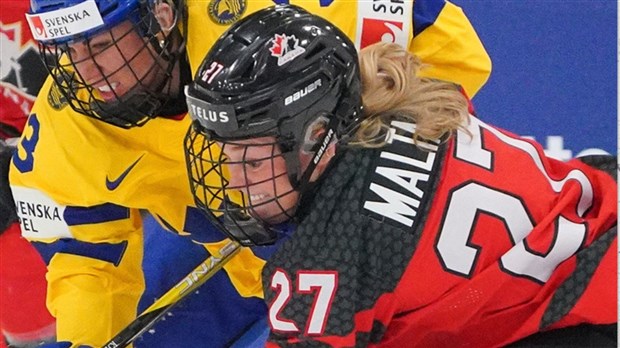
[105,154,145,191]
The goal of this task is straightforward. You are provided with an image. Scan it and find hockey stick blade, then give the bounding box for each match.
[102,240,242,348]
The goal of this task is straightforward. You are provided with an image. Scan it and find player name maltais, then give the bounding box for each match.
[363,121,438,227]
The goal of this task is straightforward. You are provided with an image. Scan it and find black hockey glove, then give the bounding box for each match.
[0,140,18,232]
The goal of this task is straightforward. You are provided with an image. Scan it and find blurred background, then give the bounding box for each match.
[454,0,617,159]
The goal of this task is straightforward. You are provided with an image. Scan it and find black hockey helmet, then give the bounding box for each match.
[184,4,362,246]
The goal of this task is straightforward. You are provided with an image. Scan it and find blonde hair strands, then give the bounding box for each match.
[352,42,470,147]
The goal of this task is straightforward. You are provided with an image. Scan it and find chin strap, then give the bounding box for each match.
[218,198,279,246]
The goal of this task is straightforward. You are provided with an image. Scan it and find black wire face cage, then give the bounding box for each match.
[38,10,178,128]
[184,125,295,246]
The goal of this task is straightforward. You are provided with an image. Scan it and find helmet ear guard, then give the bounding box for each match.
[299,115,332,154]
[277,112,337,190]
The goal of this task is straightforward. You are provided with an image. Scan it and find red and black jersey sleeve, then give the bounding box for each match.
[262,116,616,347]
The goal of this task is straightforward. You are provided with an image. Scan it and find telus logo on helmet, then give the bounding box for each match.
[25,0,104,40]
[185,89,239,133]
[189,104,229,123]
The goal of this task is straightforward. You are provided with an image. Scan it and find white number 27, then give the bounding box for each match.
[436,117,592,283]
[269,269,338,335]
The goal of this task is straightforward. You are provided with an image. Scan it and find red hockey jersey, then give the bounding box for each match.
[262,115,617,347]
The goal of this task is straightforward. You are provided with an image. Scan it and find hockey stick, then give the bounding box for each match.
[102,240,241,348]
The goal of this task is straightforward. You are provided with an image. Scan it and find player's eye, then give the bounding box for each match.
[245,160,262,169]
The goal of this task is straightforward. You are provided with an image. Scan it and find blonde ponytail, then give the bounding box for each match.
[351,42,470,147]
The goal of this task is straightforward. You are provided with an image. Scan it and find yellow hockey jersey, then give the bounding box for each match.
[9,0,491,346]
[10,77,266,346]
[186,0,492,96]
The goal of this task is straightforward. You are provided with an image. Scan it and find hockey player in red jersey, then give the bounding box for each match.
[184,5,617,347]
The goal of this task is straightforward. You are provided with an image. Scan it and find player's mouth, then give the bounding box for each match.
[96,82,120,101]
[249,193,268,204]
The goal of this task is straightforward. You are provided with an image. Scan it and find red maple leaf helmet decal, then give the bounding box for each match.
[268,33,305,66]
[269,33,286,57]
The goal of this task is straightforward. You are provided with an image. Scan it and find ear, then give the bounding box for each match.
[154,1,176,34]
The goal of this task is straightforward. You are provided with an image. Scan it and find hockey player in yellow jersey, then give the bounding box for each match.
[8,0,491,346]
[187,0,490,97]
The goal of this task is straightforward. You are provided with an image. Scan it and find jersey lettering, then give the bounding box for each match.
[269,269,338,335]
[363,121,439,227]
[13,113,40,173]
[355,0,413,49]
[436,117,589,283]
[298,271,338,335]
[11,185,72,239]
[270,269,299,333]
